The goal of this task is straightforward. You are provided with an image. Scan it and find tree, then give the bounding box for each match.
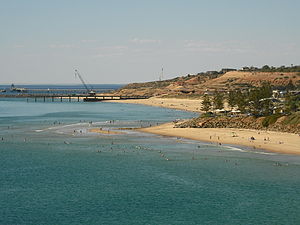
[286,80,296,91]
[285,93,299,113]
[235,90,247,113]
[248,88,264,116]
[227,90,236,110]
[260,99,273,116]
[201,94,212,113]
[259,82,272,99]
[247,82,273,116]
[261,65,271,72]
[213,92,224,110]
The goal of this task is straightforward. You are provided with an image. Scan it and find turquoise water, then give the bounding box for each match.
[1,99,300,225]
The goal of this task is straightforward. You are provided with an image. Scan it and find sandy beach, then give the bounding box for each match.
[105,97,204,112]
[105,97,300,155]
[139,123,300,155]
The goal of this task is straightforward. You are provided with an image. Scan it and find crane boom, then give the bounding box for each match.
[74,70,95,96]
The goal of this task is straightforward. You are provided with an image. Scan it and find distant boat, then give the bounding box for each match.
[10,84,27,93]
[0,89,6,93]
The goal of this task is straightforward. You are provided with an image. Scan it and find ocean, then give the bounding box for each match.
[1,88,300,224]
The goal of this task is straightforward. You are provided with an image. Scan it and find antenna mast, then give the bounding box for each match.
[159,67,164,81]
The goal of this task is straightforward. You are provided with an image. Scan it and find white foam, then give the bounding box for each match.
[252,151,277,155]
[225,146,247,152]
[47,122,87,130]
[225,146,277,155]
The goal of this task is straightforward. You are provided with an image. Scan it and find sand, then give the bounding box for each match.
[105,97,299,155]
[139,123,300,155]
[89,128,122,135]
[105,97,204,112]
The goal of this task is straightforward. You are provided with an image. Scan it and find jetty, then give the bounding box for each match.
[0,94,150,102]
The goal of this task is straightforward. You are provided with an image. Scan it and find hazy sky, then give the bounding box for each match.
[0,0,299,84]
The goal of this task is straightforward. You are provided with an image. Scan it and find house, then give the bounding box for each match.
[206,71,219,75]
[221,68,237,73]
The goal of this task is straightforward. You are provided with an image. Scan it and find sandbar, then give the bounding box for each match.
[89,128,122,135]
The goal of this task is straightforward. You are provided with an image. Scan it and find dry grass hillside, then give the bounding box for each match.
[201,71,299,91]
[110,69,300,97]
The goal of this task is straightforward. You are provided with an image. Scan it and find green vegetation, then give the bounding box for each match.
[247,65,300,73]
[283,112,300,125]
[285,93,300,113]
[227,91,235,110]
[212,92,224,110]
[235,91,247,113]
[226,90,247,113]
[248,82,273,116]
[261,112,300,128]
[215,82,299,117]
[262,114,282,127]
[201,94,212,113]
[228,82,273,116]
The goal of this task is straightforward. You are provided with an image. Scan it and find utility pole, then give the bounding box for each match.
[159,67,164,81]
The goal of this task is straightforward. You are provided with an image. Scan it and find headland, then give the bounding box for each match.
[105,65,300,155]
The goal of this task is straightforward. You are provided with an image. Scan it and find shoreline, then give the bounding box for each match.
[138,123,300,155]
[104,97,204,112]
[105,97,300,155]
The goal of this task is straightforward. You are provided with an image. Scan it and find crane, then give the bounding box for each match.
[74,69,96,96]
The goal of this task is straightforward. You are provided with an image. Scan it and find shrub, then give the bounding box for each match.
[283,112,300,125]
[262,114,282,127]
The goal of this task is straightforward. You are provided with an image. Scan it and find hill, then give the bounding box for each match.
[111,66,300,97]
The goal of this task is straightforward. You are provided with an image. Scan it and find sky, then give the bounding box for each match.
[0,0,299,84]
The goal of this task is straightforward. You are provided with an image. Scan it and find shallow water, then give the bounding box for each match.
[1,98,300,225]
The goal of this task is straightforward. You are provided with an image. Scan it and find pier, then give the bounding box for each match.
[0,94,150,102]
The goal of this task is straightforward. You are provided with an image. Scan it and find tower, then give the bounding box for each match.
[159,67,164,81]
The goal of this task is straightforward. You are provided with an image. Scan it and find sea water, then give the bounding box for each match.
[1,98,300,225]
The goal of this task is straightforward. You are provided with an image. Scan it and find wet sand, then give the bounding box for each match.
[89,128,122,135]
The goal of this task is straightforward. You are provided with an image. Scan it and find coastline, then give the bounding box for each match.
[105,97,204,112]
[139,123,300,155]
[105,97,300,155]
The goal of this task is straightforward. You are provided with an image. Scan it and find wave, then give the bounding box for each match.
[225,146,277,155]
[252,151,277,155]
[225,146,247,152]
[35,130,44,132]
[46,122,88,130]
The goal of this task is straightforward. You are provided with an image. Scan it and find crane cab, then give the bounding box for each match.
[88,91,96,96]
